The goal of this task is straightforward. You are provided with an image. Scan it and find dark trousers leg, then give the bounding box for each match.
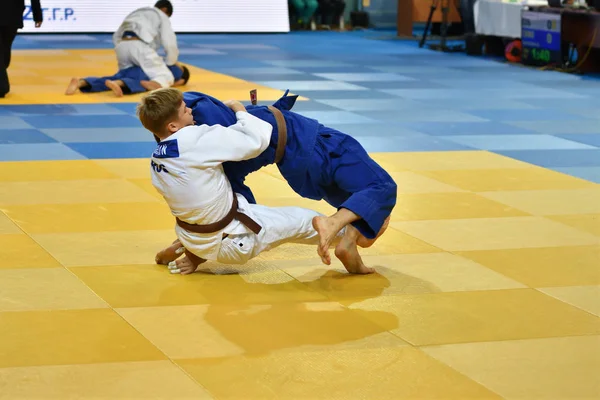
[318,0,333,25]
[319,0,346,25]
[331,0,345,25]
[0,27,18,96]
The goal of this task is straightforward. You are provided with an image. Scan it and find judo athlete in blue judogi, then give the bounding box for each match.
[157,89,397,274]
[64,63,190,97]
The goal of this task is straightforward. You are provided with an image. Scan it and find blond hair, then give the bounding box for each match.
[136,88,183,135]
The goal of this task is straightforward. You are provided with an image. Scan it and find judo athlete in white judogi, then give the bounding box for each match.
[113,0,178,89]
[137,88,346,274]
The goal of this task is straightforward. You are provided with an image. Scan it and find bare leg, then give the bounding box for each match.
[312,208,360,265]
[155,239,184,265]
[105,79,124,97]
[168,255,200,275]
[140,80,161,91]
[65,78,85,95]
[357,216,390,248]
[334,225,374,274]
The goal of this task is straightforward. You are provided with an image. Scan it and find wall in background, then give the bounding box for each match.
[360,0,398,28]
[21,0,290,33]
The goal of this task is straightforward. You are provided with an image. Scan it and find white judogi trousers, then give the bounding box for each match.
[115,40,175,88]
[216,202,337,264]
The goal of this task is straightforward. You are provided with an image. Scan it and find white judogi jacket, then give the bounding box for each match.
[113,7,179,66]
[150,112,273,260]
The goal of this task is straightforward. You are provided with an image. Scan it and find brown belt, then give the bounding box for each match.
[267,105,287,164]
[121,37,140,41]
[176,194,262,236]
[178,196,255,267]
[250,89,287,164]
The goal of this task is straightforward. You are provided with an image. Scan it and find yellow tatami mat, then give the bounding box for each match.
[4,49,290,104]
[0,151,599,399]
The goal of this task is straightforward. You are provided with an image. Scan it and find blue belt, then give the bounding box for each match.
[122,30,139,39]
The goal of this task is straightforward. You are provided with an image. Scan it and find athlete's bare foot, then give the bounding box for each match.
[313,208,361,265]
[105,80,124,97]
[312,216,339,265]
[168,255,199,275]
[334,232,374,275]
[357,216,390,248]
[65,78,80,95]
[141,80,161,91]
[155,239,184,265]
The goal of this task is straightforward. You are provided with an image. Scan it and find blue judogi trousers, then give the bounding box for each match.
[80,65,183,94]
[306,126,396,239]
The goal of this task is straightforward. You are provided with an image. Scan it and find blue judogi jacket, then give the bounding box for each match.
[183,90,319,204]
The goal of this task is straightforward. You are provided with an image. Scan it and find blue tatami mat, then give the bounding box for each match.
[3,31,600,184]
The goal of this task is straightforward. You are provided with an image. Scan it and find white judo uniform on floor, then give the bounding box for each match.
[150,112,330,265]
[113,7,178,88]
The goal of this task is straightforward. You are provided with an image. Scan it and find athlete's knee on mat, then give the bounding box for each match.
[116,59,134,70]
[151,75,175,88]
[148,69,175,88]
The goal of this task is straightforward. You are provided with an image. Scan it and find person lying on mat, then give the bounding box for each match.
[65,62,190,97]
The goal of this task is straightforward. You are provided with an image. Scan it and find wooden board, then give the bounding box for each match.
[397,0,462,36]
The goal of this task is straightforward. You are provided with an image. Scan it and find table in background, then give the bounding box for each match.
[474,0,548,38]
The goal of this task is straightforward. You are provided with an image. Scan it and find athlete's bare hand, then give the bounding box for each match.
[224,100,246,113]
[168,255,199,275]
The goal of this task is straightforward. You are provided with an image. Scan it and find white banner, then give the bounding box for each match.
[20,0,290,33]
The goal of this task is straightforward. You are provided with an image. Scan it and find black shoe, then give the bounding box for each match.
[0,93,6,98]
